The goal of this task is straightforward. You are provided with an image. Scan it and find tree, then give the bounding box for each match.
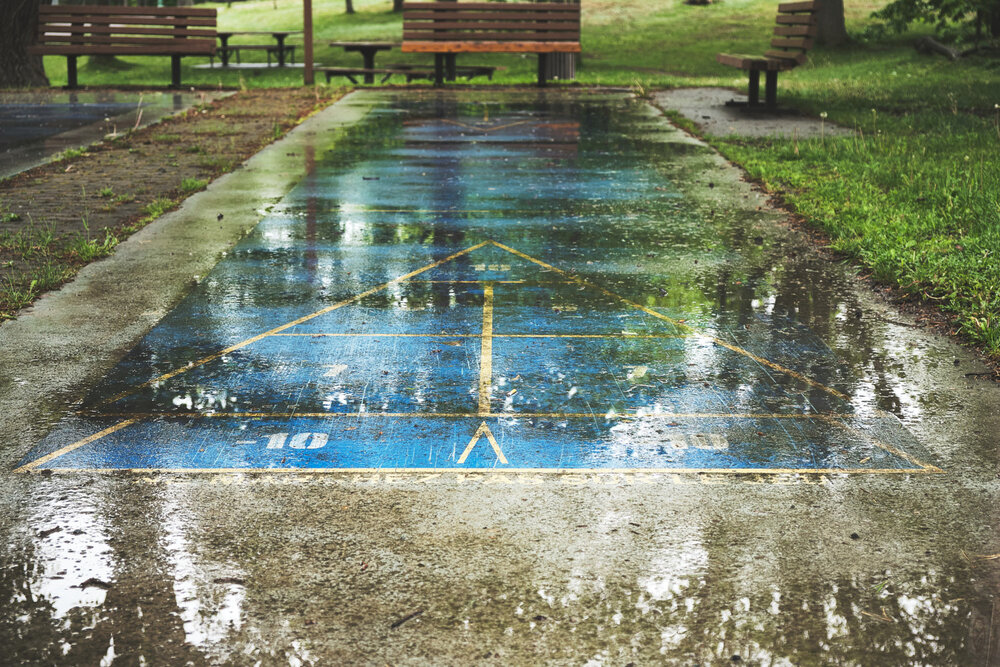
[816,0,849,45]
[393,0,404,11]
[0,0,49,88]
[346,0,355,14]
[873,0,1000,40]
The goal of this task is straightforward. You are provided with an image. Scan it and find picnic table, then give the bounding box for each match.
[328,42,397,83]
[217,30,302,67]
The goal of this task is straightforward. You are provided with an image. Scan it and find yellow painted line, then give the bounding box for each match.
[401,280,529,284]
[437,118,533,133]
[91,411,856,420]
[271,333,481,338]
[269,332,685,339]
[487,240,850,402]
[457,421,507,464]
[478,283,494,417]
[33,466,939,475]
[101,241,491,405]
[14,419,139,473]
[351,209,498,214]
[819,415,943,473]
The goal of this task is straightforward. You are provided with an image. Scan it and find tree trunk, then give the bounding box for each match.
[393,0,404,11]
[346,0,355,14]
[815,0,848,46]
[0,0,50,88]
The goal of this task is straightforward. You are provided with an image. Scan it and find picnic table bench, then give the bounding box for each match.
[716,1,820,109]
[30,5,217,89]
[400,1,581,86]
[216,31,300,68]
[317,41,496,85]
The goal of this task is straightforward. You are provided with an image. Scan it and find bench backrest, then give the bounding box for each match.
[766,1,819,65]
[34,5,217,55]
[402,1,580,45]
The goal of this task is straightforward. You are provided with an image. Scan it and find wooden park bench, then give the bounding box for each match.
[400,1,581,86]
[30,5,217,89]
[716,1,819,109]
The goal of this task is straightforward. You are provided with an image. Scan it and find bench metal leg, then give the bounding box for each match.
[445,54,457,81]
[747,69,760,106]
[765,70,778,109]
[65,55,78,90]
[170,55,182,88]
[537,53,548,87]
[434,54,445,87]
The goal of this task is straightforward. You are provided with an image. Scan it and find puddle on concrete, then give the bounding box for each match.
[15,91,936,474]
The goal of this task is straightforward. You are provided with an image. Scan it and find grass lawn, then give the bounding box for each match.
[26,0,1000,359]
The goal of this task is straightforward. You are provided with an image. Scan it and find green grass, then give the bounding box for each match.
[180,177,208,194]
[67,230,119,262]
[25,0,1000,358]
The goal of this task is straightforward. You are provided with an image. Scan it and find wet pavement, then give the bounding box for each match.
[0,90,230,180]
[1,90,999,664]
[653,88,854,139]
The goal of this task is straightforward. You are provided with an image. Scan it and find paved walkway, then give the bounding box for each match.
[653,87,854,138]
[1,90,997,664]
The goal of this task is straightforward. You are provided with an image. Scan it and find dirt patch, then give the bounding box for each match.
[0,87,342,319]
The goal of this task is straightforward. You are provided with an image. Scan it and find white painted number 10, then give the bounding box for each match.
[265,433,329,450]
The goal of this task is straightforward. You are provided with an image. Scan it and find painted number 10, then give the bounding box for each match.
[265,432,329,450]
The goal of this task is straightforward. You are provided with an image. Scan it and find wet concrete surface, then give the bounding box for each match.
[653,87,854,138]
[1,90,999,664]
[0,90,231,180]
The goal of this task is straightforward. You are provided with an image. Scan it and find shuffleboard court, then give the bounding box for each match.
[15,91,940,475]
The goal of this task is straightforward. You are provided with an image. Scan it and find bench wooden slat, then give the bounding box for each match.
[401,40,581,53]
[403,20,579,31]
[404,2,575,10]
[769,37,813,49]
[39,16,217,28]
[775,14,817,25]
[762,49,808,63]
[40,5,216,17]
[37,35,215,48]
[37,25,216,38]
[716,53,795,70]
[404,31,578,41]
[773,24,816,37]
[29,43,215,56]
[404,10,579,22]
[777,1,818,12]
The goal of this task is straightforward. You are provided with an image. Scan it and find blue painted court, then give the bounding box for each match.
[16,92,939,474]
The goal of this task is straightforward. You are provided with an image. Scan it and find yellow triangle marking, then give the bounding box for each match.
[486,240,850,402]
[457,421,507,465]
[101,241,490,405]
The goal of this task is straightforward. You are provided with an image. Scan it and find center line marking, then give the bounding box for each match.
[479,283,494,417]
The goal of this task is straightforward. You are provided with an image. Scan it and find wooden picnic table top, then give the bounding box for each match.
[328,41,399,49]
